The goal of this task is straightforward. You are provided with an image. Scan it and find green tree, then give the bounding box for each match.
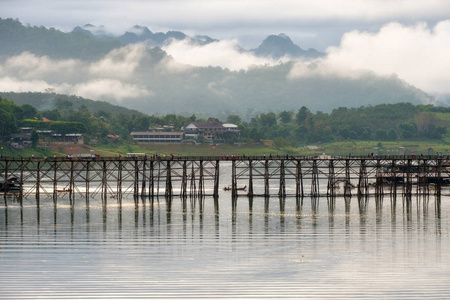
[273,137,288,149]
[21,104,38,119]
[31,130,39,147]
[278,111,292,124]
[387,128,397,140]
[259,112,277,127]
[399,122,417,139]
[226,114,241,124]
[132,115,150,131]
[296,106,310,125]
[375,129,387,140]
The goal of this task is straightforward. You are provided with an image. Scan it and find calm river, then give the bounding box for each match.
[1,163,449,299]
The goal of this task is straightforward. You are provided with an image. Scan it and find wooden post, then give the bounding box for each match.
[391,159,397,198]
[213,160,220,197]
[141,158,147,197]
[134,159,139,198]
[231,160,237,197]
[36,161,40,206]
[19,160,24,206]
[117,160,122,205]
[149,160,154,199]
[296,160,303,197]
[311,159,319,197]
[375,158,382,197]
[102,160,107,206]
[165,160,172,197]
[190,162,196,197]
[248,159,253,196]
[86,161,90,206]
[198,160,204,197]
[181,160,187,198]
[344,159,351,197]
[69,160,74,206]
[357,159,364,197]
[406,158,412,196]
[264,159,269,196]
[436,158,442,197]
[3,159,8,206]
[53,161,58,205]
[327,159,335,197]
[278,159,286,197]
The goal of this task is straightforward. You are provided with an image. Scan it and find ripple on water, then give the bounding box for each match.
[0,195,449,299]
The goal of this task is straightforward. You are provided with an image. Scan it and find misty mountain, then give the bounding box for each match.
[76,24,321,59]
[76,24,219,48]
[118,26,189,46]
[0,17,434,116]
[0,18,122,60]
[252,34,324,59]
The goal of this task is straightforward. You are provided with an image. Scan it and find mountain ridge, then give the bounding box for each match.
[74,23,323,59]
[0,17,436,116]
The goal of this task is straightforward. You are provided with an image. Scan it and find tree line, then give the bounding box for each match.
[0,96,448,147]
[239,103,448,148]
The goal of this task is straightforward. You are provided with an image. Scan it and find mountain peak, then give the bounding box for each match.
[277,33,290,40]
[253,33,323,59]
[130,25,152,36]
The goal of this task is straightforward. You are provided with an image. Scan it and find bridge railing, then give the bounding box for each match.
[0,154,448,161]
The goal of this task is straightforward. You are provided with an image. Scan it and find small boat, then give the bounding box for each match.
[223,185,247,191]
[0,177,21,193]
[56,188,72,193]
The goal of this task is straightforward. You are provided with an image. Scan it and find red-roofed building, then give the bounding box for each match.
[184,118,239,142]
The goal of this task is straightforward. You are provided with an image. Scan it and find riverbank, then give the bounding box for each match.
[1,140,449,158]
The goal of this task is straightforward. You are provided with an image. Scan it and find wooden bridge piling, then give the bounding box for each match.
[1,156,450,205]
[278,160,286,197]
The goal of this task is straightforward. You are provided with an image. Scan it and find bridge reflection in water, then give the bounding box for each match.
[1,194,442,237]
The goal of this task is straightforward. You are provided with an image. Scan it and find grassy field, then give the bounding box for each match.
[2,139,450,158]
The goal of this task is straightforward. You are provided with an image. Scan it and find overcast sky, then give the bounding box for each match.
[2,0,450,101]
[2,0,450,50]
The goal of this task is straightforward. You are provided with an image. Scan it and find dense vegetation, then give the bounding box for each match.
[1,96,449,150]
[0,92,143,116]
[243,103,449,148]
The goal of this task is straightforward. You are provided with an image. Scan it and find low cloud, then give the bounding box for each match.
[0,76,52,93]
[72,79,152,102]
[2,52,82,82]
[162,39,280,71]
[0,45,154,101]
[89,44,147,79]
[289,20,450,96]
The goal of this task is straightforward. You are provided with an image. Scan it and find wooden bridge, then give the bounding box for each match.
[1,155,449,206]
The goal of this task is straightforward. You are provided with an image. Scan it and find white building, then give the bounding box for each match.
[130,131,184,143]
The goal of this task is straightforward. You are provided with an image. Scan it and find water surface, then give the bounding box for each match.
[1,190,448,299]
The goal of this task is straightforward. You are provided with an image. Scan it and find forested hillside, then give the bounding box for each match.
[0,92,142,116]
[0,18,122,60]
